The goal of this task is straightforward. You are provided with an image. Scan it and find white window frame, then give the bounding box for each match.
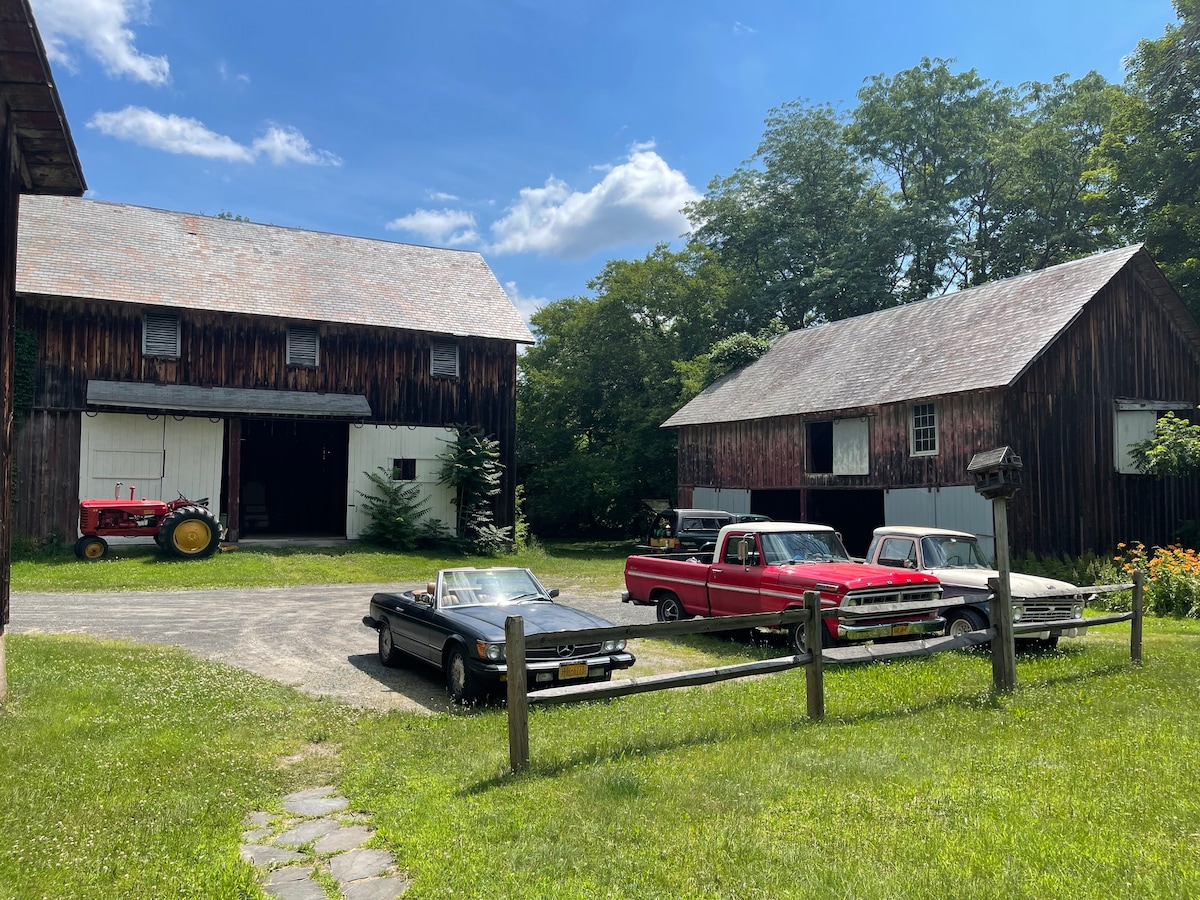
[910,401,938,457]
[286,324,320,367]
[142,311,180,358]
[431,338,459,378]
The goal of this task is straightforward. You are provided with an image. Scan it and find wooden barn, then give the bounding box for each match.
[0,0,87,685]
[663,245,1200,558]
[13,196,533,546]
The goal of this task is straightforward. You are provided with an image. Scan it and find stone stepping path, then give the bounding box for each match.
[240,787,409,899]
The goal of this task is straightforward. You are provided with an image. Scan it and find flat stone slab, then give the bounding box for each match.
[314,825,374,854]
[330,848,395,884]
[284,795,349,816]
[343,875,409,900]
[276,817,340,847]
[240,844,305,866]
[245,810,275,827]
[242,827,273,843]
[262,877,327,900]
[282,786,338,802]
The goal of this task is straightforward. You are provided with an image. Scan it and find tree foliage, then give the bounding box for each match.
[357,468,450,550]
[1130,412,1200,477]
[438,425,512,554]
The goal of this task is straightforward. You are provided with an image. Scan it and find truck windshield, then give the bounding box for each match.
[761,531,852,565]
[919,535,993,568]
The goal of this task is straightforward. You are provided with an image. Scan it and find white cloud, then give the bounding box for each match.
[33,0,170,85]
[733,21,757,36]
[503,280,550,326]
[217,60,250,84]
[87,107,341,166]
[430,191,459,202]
[252,125,342,166]
[486,144,701,258]
[385,209,480,246]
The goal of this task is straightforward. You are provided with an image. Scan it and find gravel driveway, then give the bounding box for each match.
[9,582,657,713]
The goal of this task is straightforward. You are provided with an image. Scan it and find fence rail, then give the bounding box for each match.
[505,572,1145,772]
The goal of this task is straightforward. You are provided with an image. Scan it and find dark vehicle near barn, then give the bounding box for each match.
[643,508,736,553]
[363,567,635,704]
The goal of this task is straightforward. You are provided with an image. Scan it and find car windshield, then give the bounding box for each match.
[760,530,852,565]
[439,569,546,607]
[920,535,993,569]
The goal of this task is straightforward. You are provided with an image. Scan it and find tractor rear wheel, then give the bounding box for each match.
[160,505,221,559]
[74,535,108,561]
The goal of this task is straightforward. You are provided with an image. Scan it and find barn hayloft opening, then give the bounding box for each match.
[232,419,348,536]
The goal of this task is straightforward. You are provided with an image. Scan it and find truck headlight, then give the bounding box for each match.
[602,639,626,652]
[1073,604,1084,618]
[477,641,505,661]
[1012,608,1023,622]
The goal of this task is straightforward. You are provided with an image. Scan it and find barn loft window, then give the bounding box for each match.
[910,402,938,456]
[286,325,320,367]
[807,422,833,473]
[1114,399,1193,474]
[391,458,417,481]
[142,311,180,358]
[431,338,459,378]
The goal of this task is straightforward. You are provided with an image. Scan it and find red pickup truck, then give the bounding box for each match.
[622,522,945,650]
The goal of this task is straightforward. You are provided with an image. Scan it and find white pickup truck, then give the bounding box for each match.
[865,525,1087,648]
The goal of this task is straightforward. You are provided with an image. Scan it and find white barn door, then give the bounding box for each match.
[346,425,457,540]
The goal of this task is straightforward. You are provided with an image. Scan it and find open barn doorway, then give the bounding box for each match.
[750,488,884,557]
[232,419,348,536]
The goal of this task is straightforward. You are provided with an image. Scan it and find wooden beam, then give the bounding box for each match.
[521,609,810,649]
[506,616,529,771]
[804,590,824,721]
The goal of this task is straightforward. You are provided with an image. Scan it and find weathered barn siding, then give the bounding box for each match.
[1005,267,1200,555]
[12,409,79,540]
[1,104,21,617]
[14,296,520,538]
[677,392,1002,492]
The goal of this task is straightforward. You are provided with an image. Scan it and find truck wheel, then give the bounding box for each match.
[944,608,987,639]
[74,535,108,561]
[656,593,685,622]
[789,620,833,652]
[160,505,221,559]
[1033,636,1060,651]
[378,622,404,667]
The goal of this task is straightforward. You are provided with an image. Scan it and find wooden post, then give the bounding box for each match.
[989,497,1017,692]
[506,615,529,772]
[1131,569,1144,666]
[804,590,824,721]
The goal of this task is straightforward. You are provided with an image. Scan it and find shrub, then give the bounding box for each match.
[438,425,513,555]
[357,468,451,551]
[1113,541,1200,618]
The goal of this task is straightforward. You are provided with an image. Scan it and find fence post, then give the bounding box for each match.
[988,494,1017,692]
[804,590,824,721]
[506,615,529,772]
[1131,569,1144,666]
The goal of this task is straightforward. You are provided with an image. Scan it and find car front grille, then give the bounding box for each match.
[842,587,942,607]
[1018,603,1077,622]
[527,642,604,660]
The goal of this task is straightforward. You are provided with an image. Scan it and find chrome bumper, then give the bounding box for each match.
[838,617,946,642]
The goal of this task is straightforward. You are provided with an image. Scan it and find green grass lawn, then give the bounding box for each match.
[4,620,1199,899]
[9,540,633,593]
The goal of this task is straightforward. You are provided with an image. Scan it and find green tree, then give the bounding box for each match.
[1096,1,1200,316]
[1130,412,1200,477]
[687,102,902,331]
[438,425,511,554]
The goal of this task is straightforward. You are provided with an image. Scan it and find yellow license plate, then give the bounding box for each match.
[892,624,910,636]
[558,663,589,679]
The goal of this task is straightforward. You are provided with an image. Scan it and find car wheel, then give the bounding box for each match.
[789,619,833,653]
[656,592,685,622]
[945,608,987,639]
[377,623,403,667]
[445,645,481,705]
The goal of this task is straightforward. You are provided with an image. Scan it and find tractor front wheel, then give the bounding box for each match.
[74,535,108,561]
[159,505,221,559]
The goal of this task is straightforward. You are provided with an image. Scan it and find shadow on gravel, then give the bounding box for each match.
[346,653,450,713]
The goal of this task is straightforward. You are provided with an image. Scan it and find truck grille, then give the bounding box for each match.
[842,587,942,607]
[527,642,603,660]
[1017,603,1077,623]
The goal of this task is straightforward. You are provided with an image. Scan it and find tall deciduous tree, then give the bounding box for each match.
[1096,0,1200,317]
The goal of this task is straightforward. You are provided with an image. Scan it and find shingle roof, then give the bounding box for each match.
[16,196,533,343]
[665,245,1195,428]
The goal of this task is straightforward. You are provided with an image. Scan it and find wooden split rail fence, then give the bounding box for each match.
[504,571,1144,772]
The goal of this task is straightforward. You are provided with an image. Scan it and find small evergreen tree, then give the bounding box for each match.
[439,425,513,554]
[357,468,449,550]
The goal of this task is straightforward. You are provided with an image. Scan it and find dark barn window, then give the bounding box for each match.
[807,421,833,473]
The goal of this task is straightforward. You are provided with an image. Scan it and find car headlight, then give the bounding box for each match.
[477,641,505,661]
[1073,604,1084,618]
[1012,608,1023,622]
[602,639,626,652]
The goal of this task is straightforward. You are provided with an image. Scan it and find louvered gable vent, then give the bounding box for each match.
[287,325,320,367]
[430,338,459,377]
[143,311,180,358]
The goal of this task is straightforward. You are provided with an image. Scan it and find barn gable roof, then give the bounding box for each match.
[15,195,534,343]
[664,245,1198,428]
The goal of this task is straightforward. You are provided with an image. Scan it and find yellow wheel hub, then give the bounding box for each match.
[83,541,105,559]
[172,519,212,554]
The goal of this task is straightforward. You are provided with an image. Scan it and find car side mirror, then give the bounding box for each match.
[548,588,560,599]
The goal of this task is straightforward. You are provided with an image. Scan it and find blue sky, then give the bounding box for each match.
[33,0,1179,326]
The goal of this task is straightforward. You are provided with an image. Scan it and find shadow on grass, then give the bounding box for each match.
[463,647,1139,791]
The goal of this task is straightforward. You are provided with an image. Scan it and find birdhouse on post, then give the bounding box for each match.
[967,447,1022,693]
[967,446,1023,500]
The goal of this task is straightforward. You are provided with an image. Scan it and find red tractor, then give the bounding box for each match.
[75,483,223,561]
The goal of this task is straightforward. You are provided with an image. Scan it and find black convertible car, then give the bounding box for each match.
[363,567,635,704]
